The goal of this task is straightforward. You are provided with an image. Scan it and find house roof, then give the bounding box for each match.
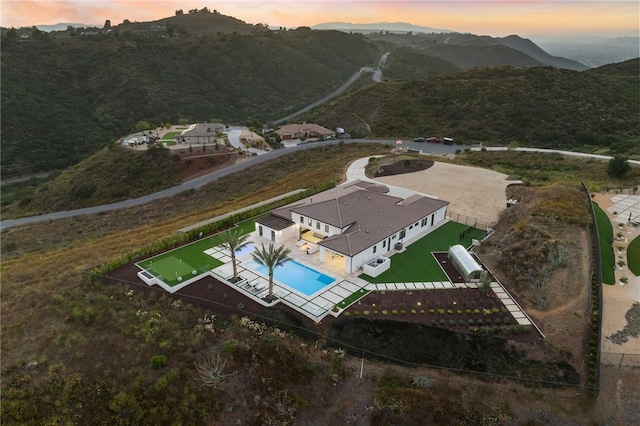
[275,123,334,137]
[271,182,448,257]
[180,122,224,137]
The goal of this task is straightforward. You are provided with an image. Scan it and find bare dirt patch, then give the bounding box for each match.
[374,159,522,225]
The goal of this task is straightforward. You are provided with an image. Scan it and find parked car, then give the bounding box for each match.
[413,137,425,142]
[443,137,454,145]
[426,137,441,143]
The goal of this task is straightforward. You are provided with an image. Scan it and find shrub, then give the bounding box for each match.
[447,309,454,314]
[429,308,435,314]
[456,309,463,315]
[391,309,398,315]
[411,309,417,314]
[221,340,237,356]
[363,310,370,316]
[400,310,406,315]
[439,319,445,324]
[151,355,166,370]
[465,309,472,314]
[473,309,481,314]
[420,309,425,314]
[437,309,445,315]
[468,319,474,325]
[344,312,351,317]
[382,310,388,315]
[354,311,359,316]
[373,310,379,315]
[412,375,433,391]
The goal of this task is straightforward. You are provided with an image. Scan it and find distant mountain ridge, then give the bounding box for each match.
[311,21,450,34]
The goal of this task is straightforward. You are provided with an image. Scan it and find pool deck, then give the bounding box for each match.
[205,241,372,322]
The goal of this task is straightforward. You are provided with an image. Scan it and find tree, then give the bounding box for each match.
[251,243,291,300]
[607,156,630,179]
[218,229,250,283]
[104,20,112,30]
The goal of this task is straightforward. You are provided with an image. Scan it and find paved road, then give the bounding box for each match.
[2,142,638,230]
[0,140,461,229]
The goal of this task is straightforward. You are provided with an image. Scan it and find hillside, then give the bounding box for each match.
[365,32,588,71]
[2,147,638,424]
[0,17,382,177]
[308,61,640,155]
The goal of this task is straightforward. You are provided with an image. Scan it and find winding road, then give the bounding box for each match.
[0,139,460,229]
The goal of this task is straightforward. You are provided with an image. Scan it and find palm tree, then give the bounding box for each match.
[218,228,250,283]
[251,243,291,300]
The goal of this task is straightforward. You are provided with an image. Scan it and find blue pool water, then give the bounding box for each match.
[244,258,336,296]
[234,244,256,257]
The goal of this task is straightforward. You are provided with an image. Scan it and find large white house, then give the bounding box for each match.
[255,181,449,273]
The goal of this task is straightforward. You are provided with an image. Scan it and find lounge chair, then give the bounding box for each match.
[253,282,267,291]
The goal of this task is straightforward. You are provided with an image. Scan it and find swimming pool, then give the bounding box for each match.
[244,258,336,296]
[233,243,256,258]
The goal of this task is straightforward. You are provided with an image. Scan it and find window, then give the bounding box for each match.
[383,240,386,248]
[325,224,329,232]
[399,229,406,239]
[308,219,312,226]
[373,245,377,253]
[430,214,434,226]
[316,221,320,229]
[421,218,427,226]
[300,216,304,223]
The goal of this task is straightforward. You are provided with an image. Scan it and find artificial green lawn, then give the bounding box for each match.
[593,202,615,284]
[137,216,263,286]
[628,234,640,276]
[359,222,486,283]
[160,131,181,141]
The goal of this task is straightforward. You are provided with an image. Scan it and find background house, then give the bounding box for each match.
[275,123,335,141]
[177,122,225,145]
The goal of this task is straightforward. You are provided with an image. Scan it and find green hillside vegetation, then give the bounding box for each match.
[310,61,639,155]
[380,46,460,79]
[1,20,381,176]
[2,145,183,216]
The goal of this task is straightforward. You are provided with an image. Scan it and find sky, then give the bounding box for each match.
[1,0,638,37]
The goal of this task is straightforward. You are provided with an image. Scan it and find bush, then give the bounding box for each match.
[151,355,166,370]
[391,309,398,315]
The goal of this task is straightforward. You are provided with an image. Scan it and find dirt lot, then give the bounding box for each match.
[374,159,522,225]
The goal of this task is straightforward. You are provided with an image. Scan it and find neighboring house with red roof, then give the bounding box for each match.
[255,181,449,273]
[275,123,336,141]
